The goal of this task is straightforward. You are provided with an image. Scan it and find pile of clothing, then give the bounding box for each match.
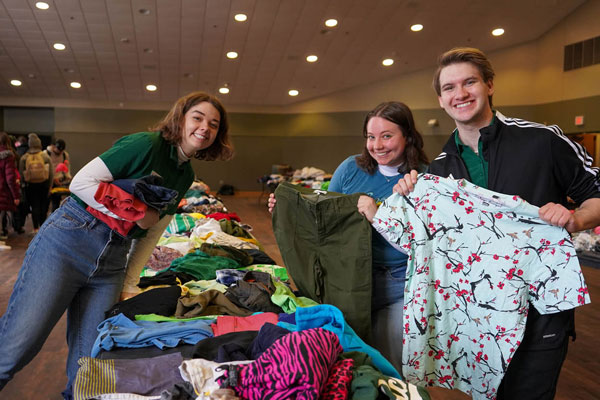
[76,182,428,400]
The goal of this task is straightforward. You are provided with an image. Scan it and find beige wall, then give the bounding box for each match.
[287,0,600,113]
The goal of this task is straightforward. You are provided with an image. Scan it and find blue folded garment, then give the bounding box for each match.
[112,175,178,210]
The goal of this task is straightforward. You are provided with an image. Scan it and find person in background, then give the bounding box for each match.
[0,91,234,398]
[12,135,28,234]
[14,135,28,158]
[269,101,428,372]
[18,133,53,234]
[45,138,71,212]
[393,47,600,400]
[0,132,20,248]
[46,138,70,172]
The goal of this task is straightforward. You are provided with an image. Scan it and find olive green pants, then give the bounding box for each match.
[272,182,372,340]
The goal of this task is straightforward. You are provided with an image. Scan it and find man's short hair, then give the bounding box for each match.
[433,47,495,107]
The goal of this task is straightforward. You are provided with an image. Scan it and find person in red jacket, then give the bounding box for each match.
[0,131,21,246]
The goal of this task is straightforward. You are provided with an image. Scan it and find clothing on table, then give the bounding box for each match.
[373,174,591,398]
[168,250,241,280]
[138,270,197,288]
[351,364,429,400]
[215,323,291,363]
[73,352,185,400]
[272,182,373,340]
[224,270,284,314]
[241,249,276,265]
[105,285,183,320]
[218,328,342,400]
[206,212,241,222]
[211,312,280,336]
[145,246,184,271]
[320,358,354,400]
[201,243,254,266]
[91,313,214,357]
[291,304,400,379]
[176,289,253,318]
[427,111,600,399]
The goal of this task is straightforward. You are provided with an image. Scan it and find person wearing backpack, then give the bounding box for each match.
[18,133,53,233]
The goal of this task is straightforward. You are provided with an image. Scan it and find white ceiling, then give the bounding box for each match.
[0,0,588,109]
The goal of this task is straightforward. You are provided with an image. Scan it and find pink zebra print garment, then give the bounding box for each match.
[218,328,343,399]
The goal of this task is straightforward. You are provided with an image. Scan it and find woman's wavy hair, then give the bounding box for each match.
[356,101,428,174]
[151,91,234,161]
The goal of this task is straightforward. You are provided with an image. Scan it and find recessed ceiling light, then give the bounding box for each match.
[219,87,230,94]
[145,84,157,92]
[10,79,22,86]
[70,81,81,89]
[234,14,247,22]
[382,58,394,66]
[226,51,238,59]
[306,55,318,63]
[53,43,66,50]
[288,89,299,96]
[492,28,505,36]
[35,2,49,10]
[410,24,423,32]
[325,19,338,28]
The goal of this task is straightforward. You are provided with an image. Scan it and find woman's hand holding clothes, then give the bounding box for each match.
[357,195,378,223]
[393,169,419,195]
[267,193,276,213]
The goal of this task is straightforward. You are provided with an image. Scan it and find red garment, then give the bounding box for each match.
[0,146,21,212]
[87,207,137,236]
[320,358,354,400]
[211,312,279,336]
[87,182,147,236]
[206,212,241,222]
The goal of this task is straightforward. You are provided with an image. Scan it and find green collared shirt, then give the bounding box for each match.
[453,116,496,188]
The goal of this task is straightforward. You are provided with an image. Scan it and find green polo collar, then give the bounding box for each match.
[453,115,496,188]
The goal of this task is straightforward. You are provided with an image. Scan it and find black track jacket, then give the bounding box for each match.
[428,111,600,349]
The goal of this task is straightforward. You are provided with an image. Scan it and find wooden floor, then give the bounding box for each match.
[0,191,598,399]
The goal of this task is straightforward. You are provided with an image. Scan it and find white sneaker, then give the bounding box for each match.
[0,244,11,251]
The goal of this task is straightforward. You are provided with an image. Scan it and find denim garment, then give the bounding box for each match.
[0,196,131,393]
[370,265,406,373]
[112,175,178,210]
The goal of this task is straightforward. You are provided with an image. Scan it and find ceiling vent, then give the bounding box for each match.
[564,35,600,71]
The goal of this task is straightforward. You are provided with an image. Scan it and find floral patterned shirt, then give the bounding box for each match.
[372,174,590,400]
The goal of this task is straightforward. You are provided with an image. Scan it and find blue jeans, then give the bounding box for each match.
[371,265,406,374]
[0,197,131,394]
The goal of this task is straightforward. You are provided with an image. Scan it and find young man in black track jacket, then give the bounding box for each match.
[396,47,600,399]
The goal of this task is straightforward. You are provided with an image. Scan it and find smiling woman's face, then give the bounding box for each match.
[365,116,406,167]
[179,101,220,156]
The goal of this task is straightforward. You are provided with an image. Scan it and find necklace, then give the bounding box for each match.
[378,164,401,183]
